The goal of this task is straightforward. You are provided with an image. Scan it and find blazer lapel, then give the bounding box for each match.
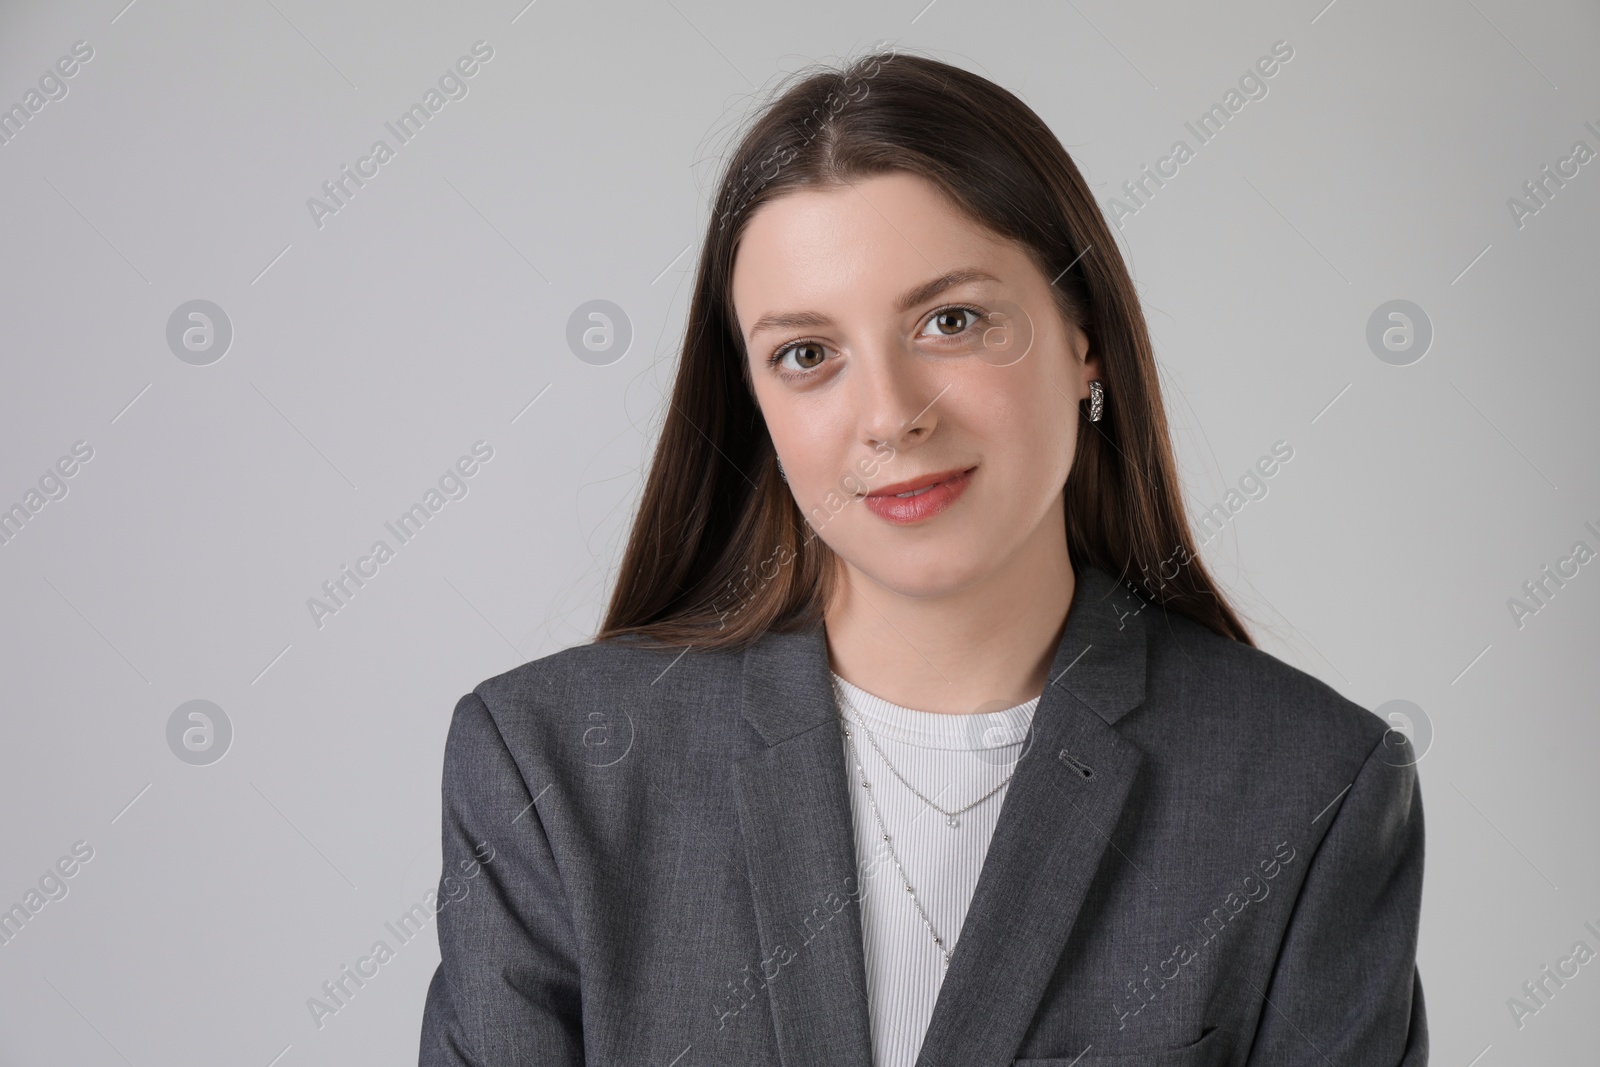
[733,625,876,1067]
[731,564,1151,1067]
[914,563,1150,1067]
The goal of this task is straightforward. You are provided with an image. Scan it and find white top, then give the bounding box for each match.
[832,672,1041,1067]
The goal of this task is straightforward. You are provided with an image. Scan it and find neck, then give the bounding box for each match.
[822,499,1075,714]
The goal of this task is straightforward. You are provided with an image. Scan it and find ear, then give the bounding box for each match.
[1069,321,1101,394]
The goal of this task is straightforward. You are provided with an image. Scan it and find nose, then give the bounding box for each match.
[854,338,944,452]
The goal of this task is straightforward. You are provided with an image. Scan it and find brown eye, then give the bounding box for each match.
[771,339,829,374]
[920,305,984,340]
[792,342,825,369]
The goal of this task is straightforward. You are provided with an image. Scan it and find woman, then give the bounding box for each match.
[419,50,1427,1067]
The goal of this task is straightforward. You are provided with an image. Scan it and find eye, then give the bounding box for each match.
[918,304,986,340]
[767,339,831,376]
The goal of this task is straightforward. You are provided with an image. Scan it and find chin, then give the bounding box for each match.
[846,544,989,599]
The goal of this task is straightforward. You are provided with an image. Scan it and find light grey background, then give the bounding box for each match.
[1,0,1596,1063]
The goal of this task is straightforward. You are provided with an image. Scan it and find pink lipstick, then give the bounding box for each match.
[863,467,975,525]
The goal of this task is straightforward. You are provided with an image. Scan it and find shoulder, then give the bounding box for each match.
[444,634,750,774]
[437,635,762,843]
[1117,603,1421,858]
[467,634,743,718]
[1133,602,1399,786]
[472,634,708,708]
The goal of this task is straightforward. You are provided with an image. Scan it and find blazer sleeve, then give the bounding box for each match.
[418,691,584,1066]
[1244,727,1429,1066]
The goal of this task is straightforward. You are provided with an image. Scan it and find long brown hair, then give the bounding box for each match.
[597,49,1253,649]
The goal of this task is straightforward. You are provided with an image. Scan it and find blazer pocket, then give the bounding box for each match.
[1013,1025,1230,1067]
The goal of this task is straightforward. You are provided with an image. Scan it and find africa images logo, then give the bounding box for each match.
[1105,40,1295,228]
[305,41,495,230]
[305,441,494,629]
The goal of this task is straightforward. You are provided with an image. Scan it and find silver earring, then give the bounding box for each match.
[776,457,788,483]
[1087,380,1104,423]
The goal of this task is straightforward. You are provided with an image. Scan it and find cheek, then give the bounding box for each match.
[963,362,1074,471]
[756,385,852,490]
[753,374,803,447]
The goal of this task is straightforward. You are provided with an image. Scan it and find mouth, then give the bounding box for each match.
[866,467,976,499]
[862,466,976,525]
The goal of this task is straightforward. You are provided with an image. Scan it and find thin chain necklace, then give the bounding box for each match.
[832,674,1017,827]
[830,674,1019,971]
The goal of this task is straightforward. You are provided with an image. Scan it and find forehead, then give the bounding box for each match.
[729,172,1025,331]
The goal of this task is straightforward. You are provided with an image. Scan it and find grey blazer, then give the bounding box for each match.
[418,563,1427,1066]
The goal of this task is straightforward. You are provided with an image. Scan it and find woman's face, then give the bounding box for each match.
[730,170,1100,600]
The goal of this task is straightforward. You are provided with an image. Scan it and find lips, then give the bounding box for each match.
[862,466,975,525]
[866,467,975,498]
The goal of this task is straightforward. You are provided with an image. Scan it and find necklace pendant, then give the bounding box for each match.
[945,814,958,828]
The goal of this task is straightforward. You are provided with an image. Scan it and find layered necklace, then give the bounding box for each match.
[829,674,1019,970]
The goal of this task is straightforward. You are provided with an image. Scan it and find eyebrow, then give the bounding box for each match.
[745,267,1002,340]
